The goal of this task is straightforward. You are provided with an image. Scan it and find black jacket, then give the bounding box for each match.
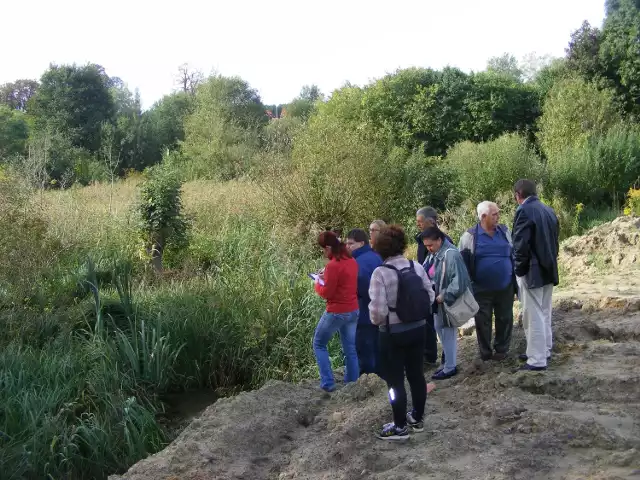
[512,196,560,289]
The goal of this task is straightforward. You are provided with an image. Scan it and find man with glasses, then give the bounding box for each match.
[346,228,383,376]
[369,220,386,249]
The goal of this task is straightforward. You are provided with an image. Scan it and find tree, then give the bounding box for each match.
[566,21,606,82]
[0,106,29,158]
[537,78,622,159]
[0,79,38,111]
[182,75,267,179]
[599,0,640,115]
[520,53,555,83]
[31,63,115,153]
[176,63,204,95]
[299,84,323,102]
[139,92,194,168]
[486,53,523,81]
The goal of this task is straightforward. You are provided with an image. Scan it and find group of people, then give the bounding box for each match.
[311,179,560,441]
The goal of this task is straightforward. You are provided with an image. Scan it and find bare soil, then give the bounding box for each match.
[111,218,640,480]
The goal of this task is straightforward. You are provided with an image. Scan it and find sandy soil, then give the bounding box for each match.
[110,218,640,480]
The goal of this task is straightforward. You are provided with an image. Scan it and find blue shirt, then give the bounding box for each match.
[474,227,513,291]
[352,245,383,325]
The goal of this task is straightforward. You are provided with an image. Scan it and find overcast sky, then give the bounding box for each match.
[1,0,606,109]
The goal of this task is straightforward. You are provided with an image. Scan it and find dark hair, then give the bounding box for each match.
[318,230,350,260]
[420,226,446,242]
[514,179,537,199]
[373,225,407,260]
[347,228,369,244]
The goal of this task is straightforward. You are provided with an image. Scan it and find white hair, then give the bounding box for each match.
[477,201,497,221]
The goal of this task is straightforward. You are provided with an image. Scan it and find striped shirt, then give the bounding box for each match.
[368,255,435,332]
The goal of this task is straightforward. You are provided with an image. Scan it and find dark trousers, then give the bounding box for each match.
[474,284,515,360]
[424,313,439,363]
[356,323,380,375]
[379,327,427,428]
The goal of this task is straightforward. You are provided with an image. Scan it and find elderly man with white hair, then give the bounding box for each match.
[458,201,516,362]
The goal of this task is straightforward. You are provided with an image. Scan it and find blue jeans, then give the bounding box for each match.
[356,323,380,375]
[434,312,457,373]
[313,310,359,391]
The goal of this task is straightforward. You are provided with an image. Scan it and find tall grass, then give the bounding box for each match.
[0,178,340,478]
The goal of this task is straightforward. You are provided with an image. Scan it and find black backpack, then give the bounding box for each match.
[381,261,432,324]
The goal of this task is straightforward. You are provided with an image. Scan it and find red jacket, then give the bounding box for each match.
[314,256,359,313]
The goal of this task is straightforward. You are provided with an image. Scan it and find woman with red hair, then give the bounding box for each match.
[313,231,360,392]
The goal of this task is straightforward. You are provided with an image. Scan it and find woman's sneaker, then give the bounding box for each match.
[406,411,424,432]
[376,422,409,441]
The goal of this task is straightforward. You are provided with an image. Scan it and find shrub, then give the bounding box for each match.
[269,116,389,231]
[445,133,544,205]
[135,165,190,272]
[624,188,640,216]
[538,78,621,159]
[547,124,640,206]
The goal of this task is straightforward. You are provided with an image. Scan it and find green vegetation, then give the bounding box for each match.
[2,2,640,478]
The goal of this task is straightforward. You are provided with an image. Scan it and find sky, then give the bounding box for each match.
[1,0,607,109]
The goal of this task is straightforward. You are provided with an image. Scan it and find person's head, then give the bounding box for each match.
[317,230,350,260]
[513,179,537,205]
[369,219,386,247]
[346,228,369,253]
[420,226,446,254]
[416,207,438,231]
[373,225,407,260]
[477,201,500,230]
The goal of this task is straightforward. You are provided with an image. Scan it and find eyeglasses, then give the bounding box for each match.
[369,228,379,233]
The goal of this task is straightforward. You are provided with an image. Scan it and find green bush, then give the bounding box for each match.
[547,124,640,206]
[135,165,190,272]
[445,133,544,204]
[538,78,621,159]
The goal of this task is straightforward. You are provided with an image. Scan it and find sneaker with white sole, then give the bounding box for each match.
[406,411,424,432]
[376,422,409,441]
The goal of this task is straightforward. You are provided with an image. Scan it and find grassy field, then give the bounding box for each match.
[0,178,338,479]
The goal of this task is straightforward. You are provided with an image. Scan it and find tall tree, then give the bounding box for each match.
[299,84,323,102]
[486,53,523,81]
[31,63,115,153]
[599,0,640,115]
[0,80,38,111]
[0,106,29,158]
[176,63,204,95]
[566,21,605,82]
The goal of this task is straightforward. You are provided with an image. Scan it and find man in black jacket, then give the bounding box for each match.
[512,179,560,372]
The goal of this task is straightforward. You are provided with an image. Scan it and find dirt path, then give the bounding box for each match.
[111,218,640,480]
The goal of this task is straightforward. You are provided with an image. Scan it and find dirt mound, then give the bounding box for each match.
[561,216,640,275]
[110,304,640,480]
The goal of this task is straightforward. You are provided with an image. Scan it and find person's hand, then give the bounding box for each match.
[436,294,444,304]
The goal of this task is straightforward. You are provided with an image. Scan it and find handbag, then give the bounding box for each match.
[438,248,479,328]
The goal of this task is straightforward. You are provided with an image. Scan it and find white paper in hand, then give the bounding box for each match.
[308,273,325,286]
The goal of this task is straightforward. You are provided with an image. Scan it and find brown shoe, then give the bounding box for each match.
[492,352,507,361]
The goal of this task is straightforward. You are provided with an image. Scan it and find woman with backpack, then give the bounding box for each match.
[421,226,473,380]
[369,225,435,441]
[313,231,360,393]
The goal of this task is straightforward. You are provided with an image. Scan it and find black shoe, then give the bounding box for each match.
[492,352,507,361]
[432,367,458,380]
[517,363,547,372]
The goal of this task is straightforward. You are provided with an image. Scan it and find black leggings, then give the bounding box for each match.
[379,326,427,427]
